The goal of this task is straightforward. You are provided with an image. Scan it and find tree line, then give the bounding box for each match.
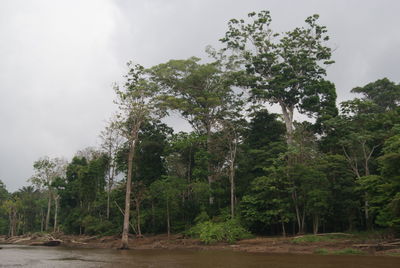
[1,10,399,247]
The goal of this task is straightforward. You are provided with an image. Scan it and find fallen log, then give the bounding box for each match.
[30,240,62,247]
[10,237,31,243]
[70,239,88,245]
[315,233,353,236]
[354,242,400,251]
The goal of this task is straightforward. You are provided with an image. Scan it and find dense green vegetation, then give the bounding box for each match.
[1,10,400,245]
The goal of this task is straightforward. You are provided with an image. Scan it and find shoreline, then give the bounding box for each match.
[1,233,400,257]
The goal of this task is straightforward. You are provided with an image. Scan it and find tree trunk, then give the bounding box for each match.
[313,214,319,234]
[53,195,59,233]
[107,188,111,220]
[120,132,138,249]
[12,209,17,236]
[228,129,238,219]
[301,208,306,234]
[206,128,214,205]
[107,173,111,220]
[292,190,304,234]
[230,167,235,219]
[8,211,12,237]
[281,220,286,237]
[45,190,52,231]
[279,102,294,147]
[40,208,44,232]
[151,201,155,233]
[136,200,142,237]
[166,198,170,238]
[229,148,235,218]
[107,164,115,220]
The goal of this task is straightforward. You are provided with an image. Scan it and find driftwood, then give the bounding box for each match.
[293,232,354,239]
[70,239,88,245]
[81,236,98,242]
[354,240,400,251]
[30,240,62,247]
[314,233,353,236]
[10,237,31,243]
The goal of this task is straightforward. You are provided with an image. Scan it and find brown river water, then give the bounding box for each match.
[0,244,399,267]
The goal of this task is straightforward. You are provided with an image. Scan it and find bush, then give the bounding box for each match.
[187,219,252,244]
[82,215,114,235]
[291,234,349,244]
[314,248,329,255]
[333,248,365,255]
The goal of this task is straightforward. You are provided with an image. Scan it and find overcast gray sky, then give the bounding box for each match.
[0,0,399,191]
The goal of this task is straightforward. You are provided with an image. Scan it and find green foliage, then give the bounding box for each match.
[314,248,329,255]
[291,234,347,243]
[1,10,400,242]
[313,247,364,255]
[332,248,365,255]
[221,10,336,133]
[187,219,252,244]
[352,78,400,112]
[241,172,292,234]
[194,210,210,223]
[82,215,114,235]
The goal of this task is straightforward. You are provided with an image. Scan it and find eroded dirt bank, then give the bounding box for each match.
[1,233,400,256]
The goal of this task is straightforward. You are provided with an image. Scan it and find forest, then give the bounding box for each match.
[1,10,400,247]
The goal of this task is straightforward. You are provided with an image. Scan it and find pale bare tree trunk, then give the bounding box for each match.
[151,201,155,233]
[301,208,306,234]
[281,220,286,237]
[107,164,115,219]
[106,166,112,220]
[206,128,214,205]
[229,132,237,219]
[53,195,59,233]
[120,140,135,249]
[136,200,142,237]
[313,214,319,234]
[45,190,52,231]
[12,209,17,236]
[343,142,378,231]
[279,102,294,147]
[40,208,44,232]
[292,190,305,234]
[166,198,170,238]
[120,126,139,249]
[230,167,235,218]
[8,211,12,237]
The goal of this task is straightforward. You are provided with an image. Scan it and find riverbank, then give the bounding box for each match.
[1,232,399,256]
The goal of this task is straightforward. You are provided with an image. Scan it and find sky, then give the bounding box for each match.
[0,0,399,191]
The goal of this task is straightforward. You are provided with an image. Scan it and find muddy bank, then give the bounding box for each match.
[1,233,400,256]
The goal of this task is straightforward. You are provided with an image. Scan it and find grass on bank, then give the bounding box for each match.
[291,233,352,244]
[314,248,365,255]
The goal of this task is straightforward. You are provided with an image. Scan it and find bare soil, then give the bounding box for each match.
[1,233,399,256]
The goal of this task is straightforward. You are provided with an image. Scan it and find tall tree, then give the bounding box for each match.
[150,57,237,204]
[30,157,66,231]
[100,118,123,219]
[351,78,400,112]
[114,61,162,249]
[221,10,336,146]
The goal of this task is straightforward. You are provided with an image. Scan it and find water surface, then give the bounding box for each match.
[0,244,399,267]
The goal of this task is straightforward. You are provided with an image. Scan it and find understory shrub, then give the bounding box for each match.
[187,219,252,244]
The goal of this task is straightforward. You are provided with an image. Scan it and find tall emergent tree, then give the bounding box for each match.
[221,10,336,146]
[150,57,237,204]
[114,62,162,249]
[30,157,66,231]
[100,118,123,219]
